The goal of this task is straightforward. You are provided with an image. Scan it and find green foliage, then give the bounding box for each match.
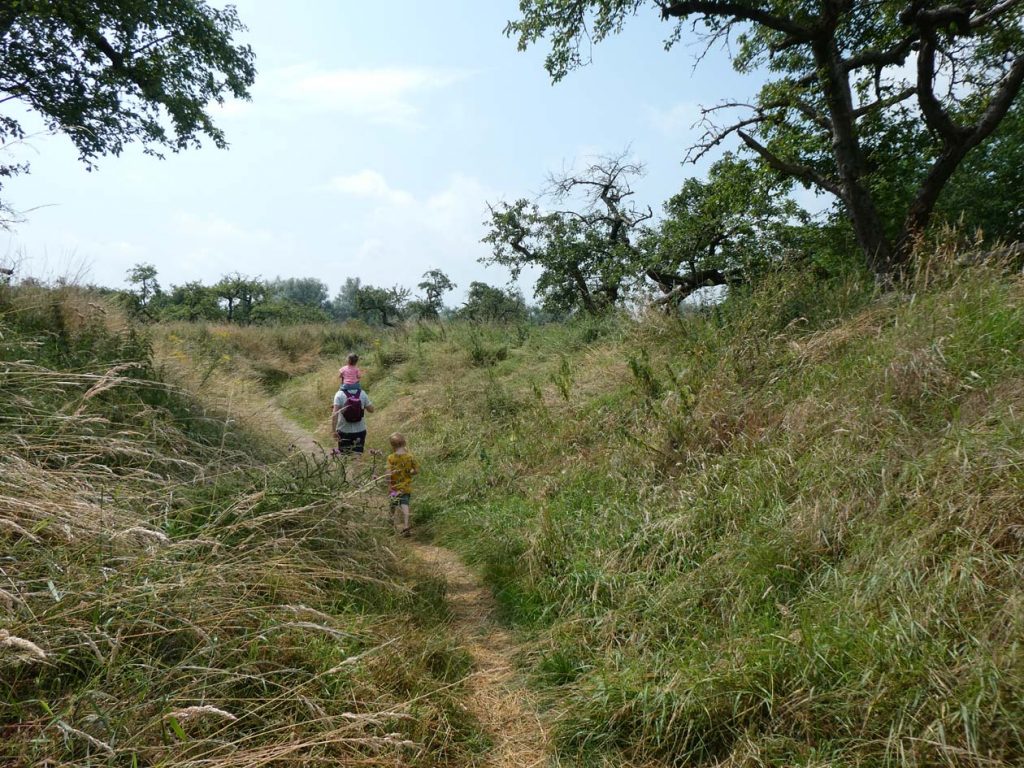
[626,348,660,400]
[507,0,1024,275]
[266,276,330,308]
[462,329,510,368]
[214,272,265,325]
[484,154,648,314]
[162,279,222,321]
[552,354,573,400]
[368,254,1024,766]
[328,277,362,321]
[937,100,1024,244]
[124,262,161,319]
[642,154,813,299]
[355,284,411,327]
[457,281,528,324]
[0,0,255,207]
[414,269,457,319]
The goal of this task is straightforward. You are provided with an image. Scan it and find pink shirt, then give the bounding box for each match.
[339,364,362,384]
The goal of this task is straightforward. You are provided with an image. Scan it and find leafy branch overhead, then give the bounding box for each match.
[0,0,255,209]
[642,154,811,304]
[508,0,1024,276]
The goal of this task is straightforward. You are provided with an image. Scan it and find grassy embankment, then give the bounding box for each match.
[264,255,1022,767]
[0,284,489,766]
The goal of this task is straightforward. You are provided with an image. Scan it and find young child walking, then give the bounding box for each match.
[386,432,419,536]
[338,353,363,394]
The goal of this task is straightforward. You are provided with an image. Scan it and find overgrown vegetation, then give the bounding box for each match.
[0,283,486,766]
[270,250,1022,767]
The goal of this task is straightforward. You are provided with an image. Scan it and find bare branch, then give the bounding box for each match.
[686,109,765,163]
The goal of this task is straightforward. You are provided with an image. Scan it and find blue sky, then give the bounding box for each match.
[2,1,767,301]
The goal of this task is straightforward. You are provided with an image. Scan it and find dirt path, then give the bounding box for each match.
[411,542,549,767]
[268,407,549,766]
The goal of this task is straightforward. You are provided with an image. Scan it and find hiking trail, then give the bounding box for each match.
[275,411,549,767]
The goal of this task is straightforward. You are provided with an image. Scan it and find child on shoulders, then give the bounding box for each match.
[339,352,363,394]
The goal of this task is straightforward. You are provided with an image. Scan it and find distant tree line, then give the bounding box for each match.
[118,266,533,326]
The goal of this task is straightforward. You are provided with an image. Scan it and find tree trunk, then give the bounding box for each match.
[813,36,899,278]
[569,263,598,314]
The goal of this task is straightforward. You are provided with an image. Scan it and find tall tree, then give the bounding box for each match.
[215,273,264,325]
[508,0,1024,277]
[125,262,161,318]
[0,0,255,209]
[416,269,457,318]
[164,280,222,322]
[328,277,362,321]
[267,277,330,308]
[355,284,410,327]
[643,155,809,303]
[484,152,651,314]
[458,281,529,323]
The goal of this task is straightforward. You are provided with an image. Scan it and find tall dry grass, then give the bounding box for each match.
[1,285,485,766]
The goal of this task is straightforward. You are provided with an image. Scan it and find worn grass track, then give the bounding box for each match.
[411,542,548,768]
[271,409,550,767]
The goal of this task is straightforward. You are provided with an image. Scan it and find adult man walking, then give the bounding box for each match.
[331,384,375,454]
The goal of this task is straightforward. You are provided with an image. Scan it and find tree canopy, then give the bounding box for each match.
[484,153,651,315]
[458,281,529,323]
[0,0,255,214]
[508,0,1024,277]
[642,154,809,303]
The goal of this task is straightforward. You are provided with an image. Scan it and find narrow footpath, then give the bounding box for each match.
[411,541,548,768]
[276,415,549,767]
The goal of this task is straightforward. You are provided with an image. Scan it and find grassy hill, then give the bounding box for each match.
[269,258,1023,766]
[8,254,1021,767]
[0,284,485,766]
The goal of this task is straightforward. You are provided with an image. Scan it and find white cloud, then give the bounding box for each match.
[646,101,702,137]
[238,64,469,128]
[174,212,268,242]
[325,170,414,205]
[319,169,512,298]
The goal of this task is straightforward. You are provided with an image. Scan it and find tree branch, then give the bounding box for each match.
[658,0,814,38]
[852,86,916,118]
[737,130,844,198]
[970,0,1023,28]
[842,36,917,72]
[915,27,965,142]
[646,267,738,305]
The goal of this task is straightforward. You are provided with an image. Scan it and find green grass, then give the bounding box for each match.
[361,261,1024,766]
[82,252,1024,766]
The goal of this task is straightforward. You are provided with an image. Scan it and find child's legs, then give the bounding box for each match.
[390,494,411,531]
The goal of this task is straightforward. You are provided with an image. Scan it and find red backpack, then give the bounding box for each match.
[340,390,364,423]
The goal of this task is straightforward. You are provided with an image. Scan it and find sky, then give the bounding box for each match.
[1,1,769,301]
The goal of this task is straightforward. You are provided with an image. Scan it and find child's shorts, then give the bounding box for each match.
[341,383,362,394]
[390,492,411,507]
